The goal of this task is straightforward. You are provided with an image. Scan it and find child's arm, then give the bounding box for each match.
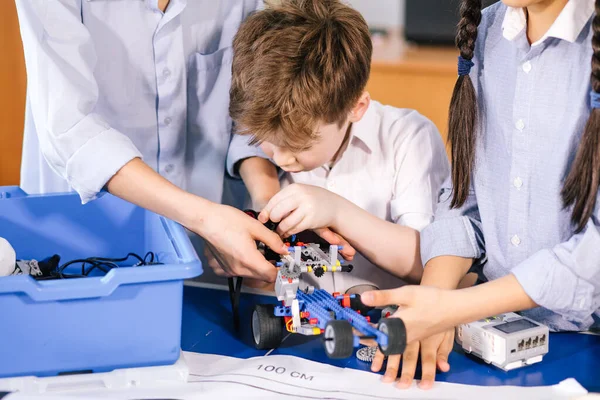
[259,183,423,282]
[362,273,538,344]
[238,156,281,210]
[226,134,281,210]
[330,197,423,282]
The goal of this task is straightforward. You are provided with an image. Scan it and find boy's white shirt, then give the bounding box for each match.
[282,101,450,293]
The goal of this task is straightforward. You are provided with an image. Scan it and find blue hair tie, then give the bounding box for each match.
[591,90,600,109]
[458,56,474,77]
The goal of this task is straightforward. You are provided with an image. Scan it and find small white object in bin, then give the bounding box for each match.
[0,237,16,277]
[0,351,189,394]
[456,312,549,371]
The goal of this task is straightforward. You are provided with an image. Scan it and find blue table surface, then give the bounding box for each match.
[181,285,600,391]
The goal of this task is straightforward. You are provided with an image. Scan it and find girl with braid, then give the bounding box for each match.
[362,0,600,390]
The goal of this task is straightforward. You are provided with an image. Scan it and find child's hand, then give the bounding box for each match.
[258,184,356,260]
[370,330,454,390]
[259,183,341,237]
[362,285,453,345]
[361,285,457,388]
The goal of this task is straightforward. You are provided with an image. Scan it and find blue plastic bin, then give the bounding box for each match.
[0,189,202,378]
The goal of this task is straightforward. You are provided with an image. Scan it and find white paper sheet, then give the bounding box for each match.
[2,352,588,400]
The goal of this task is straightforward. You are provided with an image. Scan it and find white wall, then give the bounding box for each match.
[346,0,404,28]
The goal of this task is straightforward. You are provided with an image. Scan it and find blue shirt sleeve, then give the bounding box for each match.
[226,133,271,178]
[512,213,600,324]
[420,177,486,266]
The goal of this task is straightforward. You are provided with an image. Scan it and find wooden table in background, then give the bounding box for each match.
[368,32,458,152]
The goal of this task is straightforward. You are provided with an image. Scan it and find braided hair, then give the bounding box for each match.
[450,0,600,232]
[562,0,600,232]
[448,0,482,208]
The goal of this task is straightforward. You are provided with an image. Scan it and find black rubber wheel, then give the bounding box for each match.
[252,304,284,350]
[323,320,354,359]
[377,318,407,356]
[350,294,374,315]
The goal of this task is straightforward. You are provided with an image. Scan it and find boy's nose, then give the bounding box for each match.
[273,150,295,167]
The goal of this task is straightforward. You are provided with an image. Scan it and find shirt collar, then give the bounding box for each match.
[502,0,594,46]
[349,100,380,153]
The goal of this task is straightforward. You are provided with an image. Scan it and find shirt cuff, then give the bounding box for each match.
[420,216,483,266]
[511,249,596,324]
[65,128,143,204]
[226,135,269,178]
[397,212,434,232]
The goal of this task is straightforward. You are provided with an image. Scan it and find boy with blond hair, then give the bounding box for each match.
[224,0,449,294]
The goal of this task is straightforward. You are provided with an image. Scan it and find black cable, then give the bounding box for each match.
[36,252,160,280]
[228,276,244,332]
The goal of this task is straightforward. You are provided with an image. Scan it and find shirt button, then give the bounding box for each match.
[511,235,521,247]
[164,117,172,126]
[515,119,525,131]
[163,68,171,78]
[164,164,174,174]
[513,177,523,188]
[522,61,532,73]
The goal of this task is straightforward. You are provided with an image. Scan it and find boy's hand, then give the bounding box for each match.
[313,227,356,261]
[259,184,356,260]
[259,183,341,237]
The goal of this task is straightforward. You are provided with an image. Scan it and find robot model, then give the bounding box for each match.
[251,238,407,359]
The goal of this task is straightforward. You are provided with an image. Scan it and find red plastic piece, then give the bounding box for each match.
[365,316,371,322]
[309,318,318,325]
[332,292,341,298]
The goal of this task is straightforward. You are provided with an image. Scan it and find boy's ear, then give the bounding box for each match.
[348,92,371,123]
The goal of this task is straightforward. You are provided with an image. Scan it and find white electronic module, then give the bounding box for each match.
[456,312,549,371]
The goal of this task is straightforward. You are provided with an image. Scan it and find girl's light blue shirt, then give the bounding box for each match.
[421,0,600,331]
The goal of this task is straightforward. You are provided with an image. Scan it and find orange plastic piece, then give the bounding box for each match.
[309,318,318,325]
[365,316,371,322]
[297,242,305,246]
[288,278,293,283]
[332,292,341,298]
[342,294,351,308]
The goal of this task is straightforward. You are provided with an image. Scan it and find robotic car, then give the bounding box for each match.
[250,238,407,359]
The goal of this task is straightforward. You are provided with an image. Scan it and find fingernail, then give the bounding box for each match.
[361,292,373,303]
[397,380,410,389]
[281,245,289,253]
